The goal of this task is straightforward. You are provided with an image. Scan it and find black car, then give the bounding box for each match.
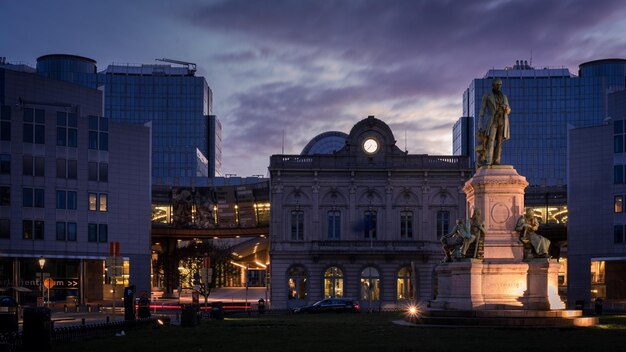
[293,298,360,314]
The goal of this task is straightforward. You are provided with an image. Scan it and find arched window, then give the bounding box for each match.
[291,210,304,240]
[287,265,307,300]
[360,267,380,302]
[396,266,413,300]
[324,266,343,298]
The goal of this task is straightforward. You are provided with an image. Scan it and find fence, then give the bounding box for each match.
[0,317,161,351]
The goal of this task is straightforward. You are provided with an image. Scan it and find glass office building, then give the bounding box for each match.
[453,59,626,187]
[36,54,221,186]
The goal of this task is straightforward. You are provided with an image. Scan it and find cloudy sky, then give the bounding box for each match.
[2,0,626,176]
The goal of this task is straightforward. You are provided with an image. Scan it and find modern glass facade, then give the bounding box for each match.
[36,55,221,186]
[454,59,626,187]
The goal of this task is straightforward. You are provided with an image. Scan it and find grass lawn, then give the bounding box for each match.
[53,313,626,352]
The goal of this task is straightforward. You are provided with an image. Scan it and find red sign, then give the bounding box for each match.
[43,278,55,289]
[109,241,120,257]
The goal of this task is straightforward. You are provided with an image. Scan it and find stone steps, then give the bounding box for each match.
[405,309,598,327]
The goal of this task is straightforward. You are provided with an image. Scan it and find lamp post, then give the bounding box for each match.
[38,256,45,307]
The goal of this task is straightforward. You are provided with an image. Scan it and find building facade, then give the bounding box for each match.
[35,54,221,186]
[0,65,151,304]
[269,116,471,310]
[568,89,626,308]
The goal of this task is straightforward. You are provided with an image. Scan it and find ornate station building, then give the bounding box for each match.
[269,116,471,310]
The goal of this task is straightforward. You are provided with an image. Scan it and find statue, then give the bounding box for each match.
[467,209,485,258]
[478,78,511,166]
[516,208,551,259]
[441,219,473,262]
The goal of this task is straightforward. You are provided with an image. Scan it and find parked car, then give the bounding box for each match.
[293,298,360,314]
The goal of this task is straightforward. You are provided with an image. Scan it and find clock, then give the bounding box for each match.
[363,138,379,154]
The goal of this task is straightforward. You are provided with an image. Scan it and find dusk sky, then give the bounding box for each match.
[2,0,626,177]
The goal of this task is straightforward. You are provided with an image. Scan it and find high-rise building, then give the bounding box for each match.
[35,54,221,186]
[454,59,626,187]
[567,89,626,308]
[0,63,152,303]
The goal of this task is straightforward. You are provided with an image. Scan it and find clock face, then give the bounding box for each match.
[363,138,379,154]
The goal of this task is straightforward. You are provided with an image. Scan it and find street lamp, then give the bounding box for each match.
[38,256,45,307]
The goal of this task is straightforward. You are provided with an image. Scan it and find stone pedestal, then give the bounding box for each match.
[431,260,565,310]
[464,166,526,261]
[431,166,565,311]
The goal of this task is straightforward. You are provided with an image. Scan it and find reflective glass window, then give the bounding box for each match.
[400,211,413,238]
[98,224,108,242]
[99,163,108,182]
[0,187,9,206]
[22,188,33,207]
[88,162,98,181]
[56,222,66,241]
[291,210,304,240]
[23,155,33,176]
[22,220,33,239]
[67,191,77,210]
[0,219,9,239]
[364,211,377,239]
[67,160,77,179]
[327,210,340,239]
[437,211,450,238]
[0,154,9,174]
[88,223,97,242]
[34,220,44,240]
[56,190,66,209]
[67,222,77,241]
[614,225,624,244]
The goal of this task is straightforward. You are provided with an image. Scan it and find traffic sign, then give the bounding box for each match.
[43,278,55,289]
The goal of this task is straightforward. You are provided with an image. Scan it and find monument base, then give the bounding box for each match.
[431,260,565,310]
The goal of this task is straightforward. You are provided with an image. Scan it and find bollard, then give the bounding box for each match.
[98,304,102,313]
[63,304,68,313]
[75,304,80,313]
[87,304,92,312]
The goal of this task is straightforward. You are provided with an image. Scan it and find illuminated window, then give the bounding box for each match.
[99,194,108,212]
[397,266,413,300]
[615,196,623,213]
[88,193,97,211]
[590,260,606,299]
[152,204,172,224]
[324,266,343,298]
[287,265,307,300]
[360,267,380,302]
